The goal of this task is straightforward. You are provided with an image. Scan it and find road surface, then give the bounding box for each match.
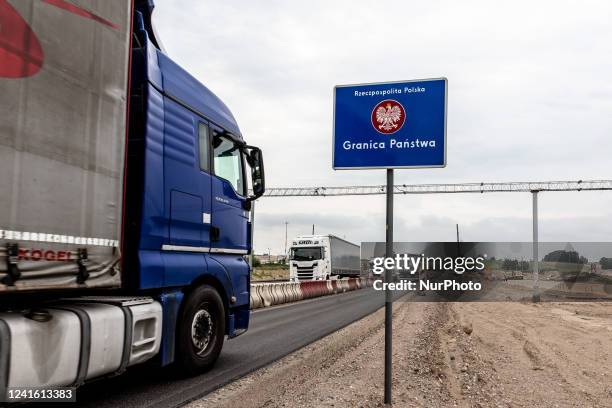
[72,288,385,408]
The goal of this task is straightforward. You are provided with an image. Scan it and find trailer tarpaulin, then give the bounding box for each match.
[329,236,360,277]
[0,0,131,291]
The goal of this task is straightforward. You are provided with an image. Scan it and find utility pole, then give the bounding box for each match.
[284,221,288,259]
[456,223,460,257]
[312,224,315,235]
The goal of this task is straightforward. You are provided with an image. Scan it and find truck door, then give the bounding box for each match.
[210,126,248,254]
[163,98,212,249]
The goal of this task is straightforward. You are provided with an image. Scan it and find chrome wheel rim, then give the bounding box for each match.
[191,308,213,355]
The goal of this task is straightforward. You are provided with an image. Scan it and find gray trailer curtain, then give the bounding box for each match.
[0,0,131,291]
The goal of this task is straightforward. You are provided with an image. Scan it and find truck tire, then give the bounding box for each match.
[176,285,225,375]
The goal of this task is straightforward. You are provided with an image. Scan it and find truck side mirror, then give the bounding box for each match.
[245,145,265,202]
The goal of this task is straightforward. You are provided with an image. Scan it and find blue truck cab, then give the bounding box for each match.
[124,1,265,372]
[0,0,260,382]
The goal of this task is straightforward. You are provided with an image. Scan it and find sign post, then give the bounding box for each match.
[384,168,393,404]
[333,78,447,405]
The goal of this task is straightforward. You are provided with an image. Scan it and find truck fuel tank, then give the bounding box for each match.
[0,297,162,394]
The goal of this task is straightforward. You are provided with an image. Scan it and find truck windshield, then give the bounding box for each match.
[290,247,322,261]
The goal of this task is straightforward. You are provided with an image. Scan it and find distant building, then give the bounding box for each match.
[256,254,287,264]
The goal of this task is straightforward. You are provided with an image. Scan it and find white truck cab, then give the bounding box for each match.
[289,235,360,281]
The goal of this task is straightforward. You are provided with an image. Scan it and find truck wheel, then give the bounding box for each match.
[176,285,225,375]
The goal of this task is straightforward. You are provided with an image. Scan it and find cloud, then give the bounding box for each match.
[152,0,612,253]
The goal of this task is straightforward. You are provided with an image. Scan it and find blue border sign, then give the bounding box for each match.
[333,78,447,169]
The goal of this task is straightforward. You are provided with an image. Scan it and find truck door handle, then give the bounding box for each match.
[211,226,220,242]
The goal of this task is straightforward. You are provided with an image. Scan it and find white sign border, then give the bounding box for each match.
[332,77,448,170]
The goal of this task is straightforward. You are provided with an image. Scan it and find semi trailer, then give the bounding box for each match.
[0,0,265,396]
[289,235,360,281]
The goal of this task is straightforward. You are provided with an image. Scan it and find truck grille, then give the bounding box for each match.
[296,267,313,280]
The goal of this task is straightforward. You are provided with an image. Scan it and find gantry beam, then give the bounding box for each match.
[259,180,612,197]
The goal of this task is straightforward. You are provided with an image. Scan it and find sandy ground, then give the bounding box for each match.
[189,300,611,408]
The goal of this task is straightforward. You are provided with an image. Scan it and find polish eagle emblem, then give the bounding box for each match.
[371,100,406,134]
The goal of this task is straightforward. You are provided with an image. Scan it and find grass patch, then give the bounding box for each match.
[252,265,289,281]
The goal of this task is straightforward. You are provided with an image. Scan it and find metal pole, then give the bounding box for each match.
[456,223,460,257]
[249,201,256,267]
[532,191,540,302]
[384,169,393,404]
[284,221,288,259]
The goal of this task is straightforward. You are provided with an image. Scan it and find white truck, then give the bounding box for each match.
[289,235,360,281]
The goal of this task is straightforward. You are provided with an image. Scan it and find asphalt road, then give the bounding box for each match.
[73,288,385,408]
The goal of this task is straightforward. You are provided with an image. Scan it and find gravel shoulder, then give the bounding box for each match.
[189,300,612,407]
[446,301,612,408]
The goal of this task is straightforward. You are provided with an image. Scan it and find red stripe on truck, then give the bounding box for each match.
[0,0,44,78]
[43,0,118,29]
[0,0,119,79]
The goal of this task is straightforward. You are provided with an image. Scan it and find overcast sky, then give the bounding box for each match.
[153,0,612,254]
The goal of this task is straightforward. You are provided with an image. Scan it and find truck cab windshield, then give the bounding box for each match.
[290,247,322,261]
